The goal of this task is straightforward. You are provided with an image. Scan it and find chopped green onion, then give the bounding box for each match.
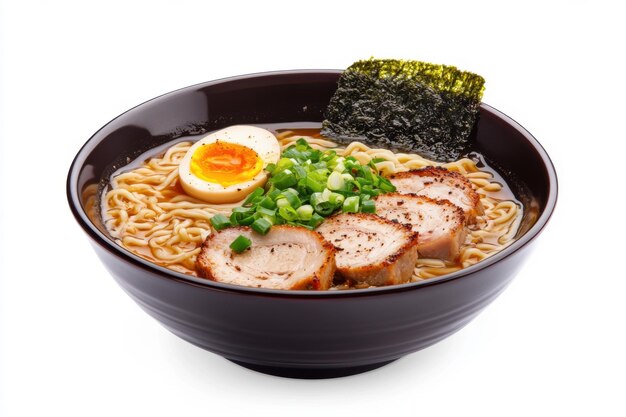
[310,149,322,162]
[360,185,376,196]
[343,196,360,213]
[259,196,276,209]
[280,189,301,208]
[315,202,335,216]
[265,163,276,174]
[327,171,345,190]
[305,174,325,193]
[237,216,255,226]
[276,198,290,208]
[296,205,314,221]
[357,177,372,187]
[311,161,328,171]
[309,192,333,215]
[328,192,345,206]
[272,169,297,189]
[255,206,276,218]
[261,215,276,225]
[223,138,395,236]
[310,192,324,207]
[293,165,307,179]
[275,157,294,172]
[230,235,251,253]
[210,214,231,231]
[321,150,337,161]
[314,168,329,177]
[279,206,299,221]
[378,176,396,192]
[251,218,272,235]
[267,187,282,200]
[361,166,375,182]
[282,147,302,160]
[242,187,264,206]
[309,212,325,228]
[334,161,346,173]
[361,199,376,213]
[230,206,255,225]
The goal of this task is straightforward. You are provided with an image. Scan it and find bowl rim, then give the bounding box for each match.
[67,69,558,298]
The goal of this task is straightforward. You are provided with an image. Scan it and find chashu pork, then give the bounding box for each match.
[388,166,483,223]
[316,213,419,287]
[196,225,336,290]
[375,193,466,261]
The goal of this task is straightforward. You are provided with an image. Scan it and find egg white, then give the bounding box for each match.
[178,125,280,203]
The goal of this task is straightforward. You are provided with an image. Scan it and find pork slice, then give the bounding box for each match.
[196,225,336,290]
[316,213,419,287]
[375,193,466,261]
[388,166,483,223]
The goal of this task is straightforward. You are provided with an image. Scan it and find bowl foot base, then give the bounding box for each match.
[228,359,396,379]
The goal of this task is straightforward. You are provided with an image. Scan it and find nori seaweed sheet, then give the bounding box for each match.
[322,59,485,162]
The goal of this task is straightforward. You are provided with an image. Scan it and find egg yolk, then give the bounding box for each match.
[190,142,263,186]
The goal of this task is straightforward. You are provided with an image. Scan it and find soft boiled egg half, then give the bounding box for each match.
[179,125,281,203]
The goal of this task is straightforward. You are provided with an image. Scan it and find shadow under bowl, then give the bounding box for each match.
[67,70,557,379]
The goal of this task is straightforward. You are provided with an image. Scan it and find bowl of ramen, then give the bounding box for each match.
[67,64,557,378]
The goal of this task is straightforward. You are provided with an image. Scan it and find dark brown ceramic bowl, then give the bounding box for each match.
[67,70,557,378]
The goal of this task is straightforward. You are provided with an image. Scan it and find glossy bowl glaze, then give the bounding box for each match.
[67,70,557,378]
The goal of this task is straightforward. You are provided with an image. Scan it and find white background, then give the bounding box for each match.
[1,1,625,416]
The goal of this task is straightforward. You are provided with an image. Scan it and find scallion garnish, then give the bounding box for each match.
[278,206,299,222]
[361,199,376,213]
[296,204,314,221]
[210,214,231,231]
[251,218,272,235]
[342,196,360,213]
[229,235,251,253]
[223,137,395,250]
[241,187,264,207]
